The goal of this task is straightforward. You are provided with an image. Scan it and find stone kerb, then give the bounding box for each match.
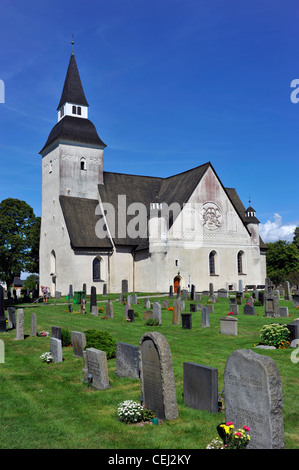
[139,331,178,420]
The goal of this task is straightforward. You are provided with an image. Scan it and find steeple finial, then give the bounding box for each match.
[71,34,75,55]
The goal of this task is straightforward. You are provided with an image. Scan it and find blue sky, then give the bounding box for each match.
[0,0,298,246]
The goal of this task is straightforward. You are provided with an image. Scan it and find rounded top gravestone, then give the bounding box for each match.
[139,331,178,421]
[224,349,284,449]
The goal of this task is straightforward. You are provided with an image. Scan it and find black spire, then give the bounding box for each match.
[57,53,89,110]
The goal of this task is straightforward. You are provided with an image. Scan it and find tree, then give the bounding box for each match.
[293,226,299,250]
[0,198,40,288]
[266,239,299,285]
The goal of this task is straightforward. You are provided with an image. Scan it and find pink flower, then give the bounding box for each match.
[226,421,233,426]
[243,426,250,431]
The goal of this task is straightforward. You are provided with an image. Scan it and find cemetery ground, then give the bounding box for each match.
[0,292,298,450]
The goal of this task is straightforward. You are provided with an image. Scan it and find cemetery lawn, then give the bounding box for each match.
[0,294,298,450]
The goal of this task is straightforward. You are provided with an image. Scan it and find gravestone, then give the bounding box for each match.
[86,347,110,390]
[50,337,63,363]
[209,283,214,297]
[145,299,151,309]
[279,307,289,317]
[103,283,107,296]
[68,284,73,299]
[220,316,238,335]
[224,349,284,449]
[176,285,181,298]
[115,342,139,379]
[183,362,218,413]
[244,304,255,315]
[265,295,279,317]
[132,294,137,305]
[124,302,131,319]
[153,302,162,325]
[16,309,24,340]
[218,288,228,298]
[0,286,6,332]
[258,291,265,305]
[80,299,86,314]
[181,313,192,329]
[169,285,173,298]
[143,310,153,321]
[201,307,210,327]
[206,303,214,314]
[195,293,201,301]
[71,331,86,358]
[30,313,37,336]
[119,294,124,303]
[51,326,62,340]
[91,305,98,316]
[162,300,169,309]
[127,309,135,322]
[139,332,178,420]
[172,300,181,325]
[127,294,132,305]
[7,307,16,329]
[246,296,253,305]
[82,351,88,382]
[121,279,128,293]
[292,294,299,308]
[190,304,196,313]
[229,303,239,315]
[90,286,97,313]
[236,292,243,305]
[190,284,195,301]
[181,289,188,300]
[106,300,113,319]
[286,320,299,342]
[283,281,292,301]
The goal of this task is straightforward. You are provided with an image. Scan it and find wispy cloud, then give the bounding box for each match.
[260,213,297,243]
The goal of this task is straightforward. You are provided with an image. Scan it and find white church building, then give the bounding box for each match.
[39,51,267,296]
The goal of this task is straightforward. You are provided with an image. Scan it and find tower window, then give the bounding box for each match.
[60,108,64,118]
[49,160,53,173]
[72,105,76,114]
[77,106,81,115]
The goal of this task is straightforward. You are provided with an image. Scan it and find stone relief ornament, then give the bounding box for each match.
[202,202,222,231]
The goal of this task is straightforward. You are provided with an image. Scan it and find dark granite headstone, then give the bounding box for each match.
[90,286,97,313]
[183,362,218,413]
[127,309,135,322]
[51,326,62,341]
[181,313,192,329]
[116,342,139,379]
[139,332,178,420]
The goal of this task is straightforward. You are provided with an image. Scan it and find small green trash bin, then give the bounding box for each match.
[73,291,86,304]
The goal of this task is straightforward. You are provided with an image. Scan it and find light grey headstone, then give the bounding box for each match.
[220,316,238,335]
[229,303,239,315]
[91,305,98,316]
[30,312,37,336]
[86,347,110,390]
[153,302,162,325]
[181,289,188,300]
[71,331,86,358]
[132,294,137,304]
[50,337,63,363]
[201,306,210,328]
[172,300,181,325]
[51,326,61,340]
[283,281,292,301]
[124,302,130,318]
[106,300,113,318]
[139,331,178,420]
[82,351,88,381]
[279,306,289,317]
[16,309,24,340]
[115,342,139,379]
[224,349,284,449]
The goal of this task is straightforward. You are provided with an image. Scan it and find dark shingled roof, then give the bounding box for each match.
[57,53,89,110]
[59,196,113,250]
[39,116,106,154]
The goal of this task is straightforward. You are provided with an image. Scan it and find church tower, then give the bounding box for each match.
[39,48,106,295]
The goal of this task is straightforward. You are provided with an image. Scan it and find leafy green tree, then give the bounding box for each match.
[266,239,299,285]
[0,198,40,288]
[23,274,39,292]
[293,227,299,250]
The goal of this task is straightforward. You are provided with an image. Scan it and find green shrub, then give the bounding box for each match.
[260,323,290,348]
[84,329,116,359]
[61,328,71,347]
[145,318,160,326]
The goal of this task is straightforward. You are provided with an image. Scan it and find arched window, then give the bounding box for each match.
[92,257,102,282]
[80,158,86,171]
[237,251,245,274]
[209,251,217,275]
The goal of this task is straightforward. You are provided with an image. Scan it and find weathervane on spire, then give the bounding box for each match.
[71,34,75,55]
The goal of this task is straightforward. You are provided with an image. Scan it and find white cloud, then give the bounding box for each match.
[259,213,297,243]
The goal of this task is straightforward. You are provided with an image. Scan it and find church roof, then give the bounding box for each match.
[39,115,106,154]
[57,53,89,110]
[59,196,113,250]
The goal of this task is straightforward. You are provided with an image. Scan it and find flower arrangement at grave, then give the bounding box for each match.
[117,400,156,424]
[227,311,234,316]
[38,330,49,337]
[167,306,173,311]
[206,422,251,449]
[40,352,53,363]
[98,307,104,314]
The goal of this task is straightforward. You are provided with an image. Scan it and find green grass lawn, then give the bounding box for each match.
[0,293,298,449]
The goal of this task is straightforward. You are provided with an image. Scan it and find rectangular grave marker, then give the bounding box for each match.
[86,347,110,390]
[183,362,218,413]
[116,342,139,379]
